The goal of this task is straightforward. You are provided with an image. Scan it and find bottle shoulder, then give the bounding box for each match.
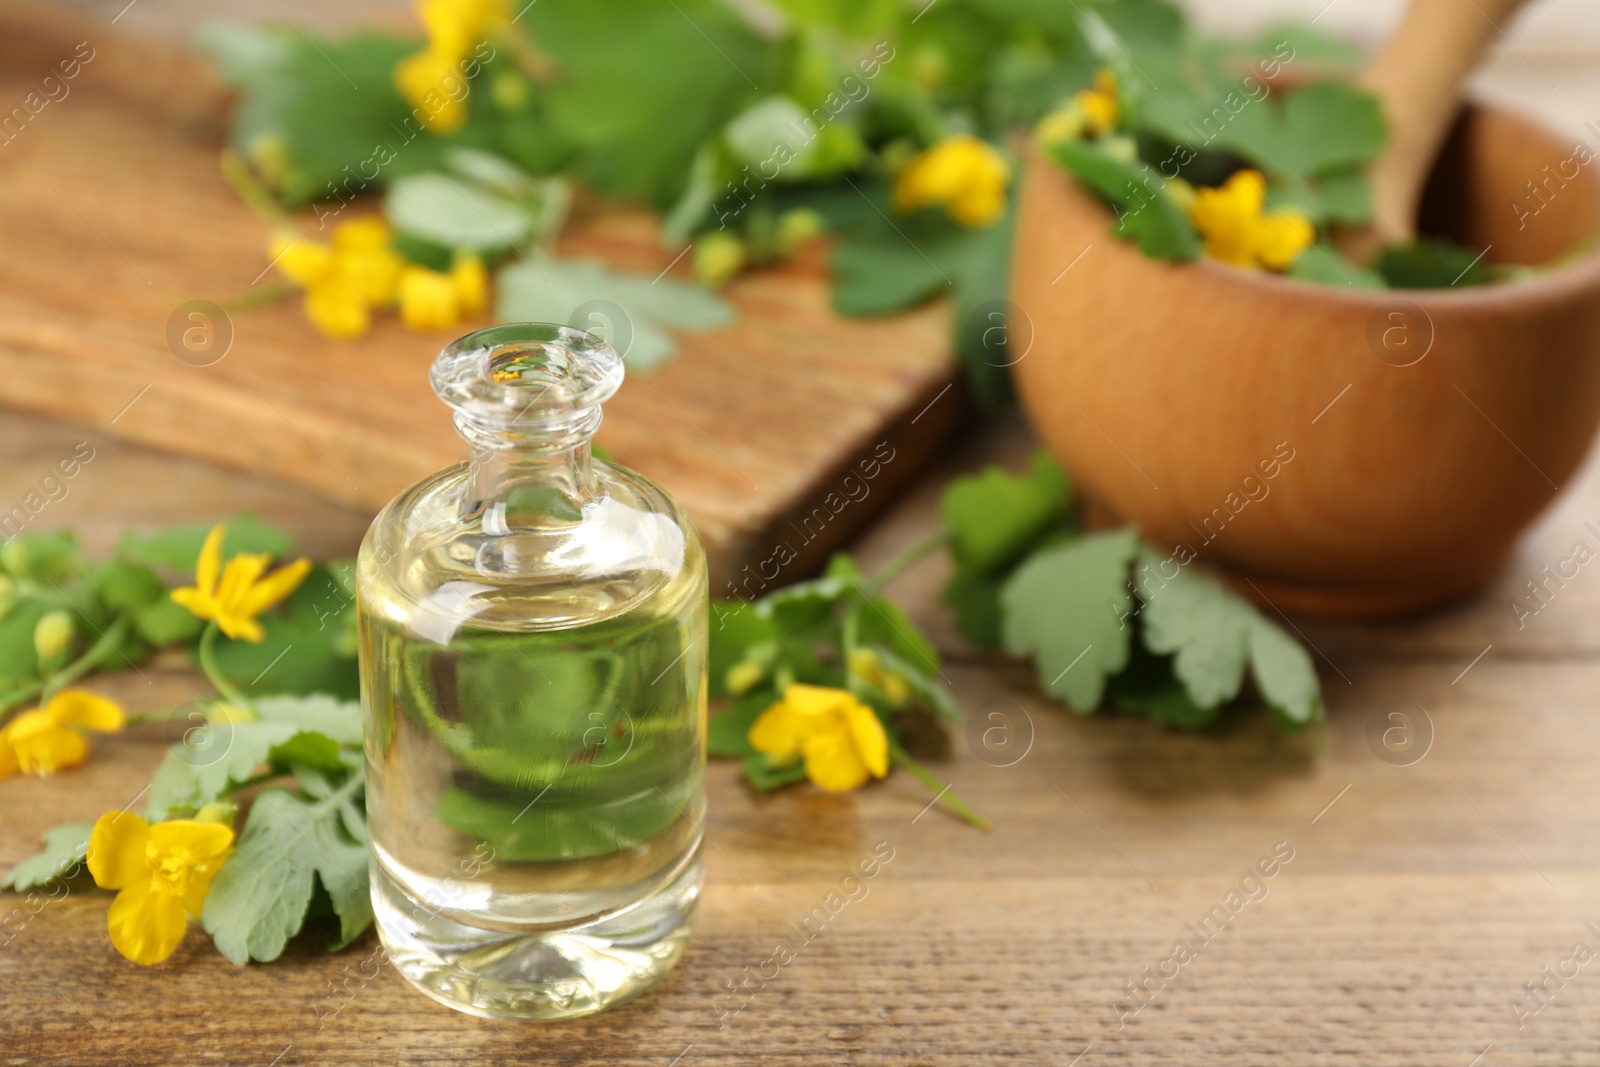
[358,459,706,637]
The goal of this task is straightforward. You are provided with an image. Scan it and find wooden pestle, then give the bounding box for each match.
[1339,0,1535,262]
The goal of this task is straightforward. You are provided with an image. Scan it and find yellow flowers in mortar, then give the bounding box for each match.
[269,217,489,340]
[1185,170,1314,272]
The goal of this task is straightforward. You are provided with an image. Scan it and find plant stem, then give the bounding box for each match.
[889,739,990,830]
[198,622,248,706]
[867,529,951,593]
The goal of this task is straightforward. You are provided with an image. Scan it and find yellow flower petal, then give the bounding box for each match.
[398,266,463,330]
[107,878,189,966]
[801,729,873,793]
[235,557,312,619]
[893,134,1011,228]
[451,254,489,316]
[841,698,889,779]
[1256,211,1315,271]
[332,217,392,253]
[0,731,18,778]
[182,860,225,921]
[304,281,372,340]
[395,48,468,134]
[748,700,805,763]
[779,683,851,719]
[89,810,152,891]
[45,690,124,733]
[196,524,225,601]
[270,235,333,289]
[149,820,235,866]
[169,586,214,623]
[4,712,87,775]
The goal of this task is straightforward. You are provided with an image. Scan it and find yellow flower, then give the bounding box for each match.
[1074,68,1120,136]
[270,218,405,338]
[892,134,1011,228]
[748,683,889,793]
[450,252,489,316]
[170,524,312,643]
[398,265,462,330]
[88,811,233,966]
[0,689,124,778]
[302,280,369,340]
[1186,169,1314,272]
[269,231,332,288]
[395,0,509,132]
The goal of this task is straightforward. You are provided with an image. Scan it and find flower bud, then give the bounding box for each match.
[33,610,73,661]
[194,801,238,827]
[725,661,765,696]
[693,232,746,288]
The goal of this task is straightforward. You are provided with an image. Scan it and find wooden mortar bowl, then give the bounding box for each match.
[1010,103,1600,618]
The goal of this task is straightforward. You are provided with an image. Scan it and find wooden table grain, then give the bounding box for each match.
[4,404,1600,1067]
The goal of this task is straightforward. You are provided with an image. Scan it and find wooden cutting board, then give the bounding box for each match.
[0,5,963,589]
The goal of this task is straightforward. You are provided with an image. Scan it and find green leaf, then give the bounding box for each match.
[1247,615,1322,725]
[1134,547,1321,723]
[1001,528,1139,711]
[1106,640,1220,728]
[197,25,451,207]
[0,601,49,682]
[0,529,80,582]
[522,0,775,208]
[89,559,166,613]
[254,694,364,747]
[495,256,733,370]
[385,172,533,251]
[3,823,92,891]
[829,231,949,316]
[202,778,370,964]
[118,514,293,574]
[132,598,204,646]
[1048,139,1200,261]
[941,565,1005,648]
[941,452,1072,574]
[1288,242,1386,289]
[1377,238,1491,289]
[740,752,809,790]
[432,783,686,861]
[707,692,770,757]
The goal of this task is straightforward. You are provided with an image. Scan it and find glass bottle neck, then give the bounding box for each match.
[459,418,598,529]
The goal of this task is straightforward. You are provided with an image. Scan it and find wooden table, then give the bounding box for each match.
[5,401,1600,1067]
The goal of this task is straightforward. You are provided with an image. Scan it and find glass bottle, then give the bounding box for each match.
[356,323,708,1020]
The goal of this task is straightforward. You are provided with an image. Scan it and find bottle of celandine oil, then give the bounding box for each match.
[357,323,708,1020]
